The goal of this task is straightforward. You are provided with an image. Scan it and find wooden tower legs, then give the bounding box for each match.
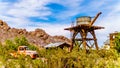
[70,30,99,52]
[90,31,99,50]
[70,31,77,52]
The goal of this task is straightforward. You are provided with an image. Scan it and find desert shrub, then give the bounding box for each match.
[4,36,38,51]
[14,36,38,50]
[5,39,17,50]
[39,47,118,68]
[0,36,120,68]
[14,36,29,46]
[0,47,119,68]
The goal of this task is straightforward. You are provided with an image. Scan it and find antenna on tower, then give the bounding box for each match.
[70,21,74,38]
[71,21,74,27]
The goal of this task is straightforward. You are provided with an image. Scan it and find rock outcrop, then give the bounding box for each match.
[0,20,71,47]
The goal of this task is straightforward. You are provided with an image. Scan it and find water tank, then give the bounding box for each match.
[76,16,91,25]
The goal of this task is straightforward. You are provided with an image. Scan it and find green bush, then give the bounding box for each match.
[4,36,38,51]
[5,39,17,50]
[14,36,29,46]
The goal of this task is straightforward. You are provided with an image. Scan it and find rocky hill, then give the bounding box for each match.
[0,20,71,47]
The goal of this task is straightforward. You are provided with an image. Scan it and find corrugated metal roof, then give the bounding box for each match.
[44,42,65,48]
[104,39,110,45]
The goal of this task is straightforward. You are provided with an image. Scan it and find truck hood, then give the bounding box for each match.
[26,50,38,54]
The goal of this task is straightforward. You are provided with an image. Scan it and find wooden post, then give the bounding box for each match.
[90,31,99,50]
[90,12,102,26]
[80,29,87,50]
[70,31,78,52]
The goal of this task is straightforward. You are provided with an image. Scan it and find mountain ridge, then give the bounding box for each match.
[0,20,71,47]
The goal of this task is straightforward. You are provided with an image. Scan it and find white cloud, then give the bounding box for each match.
[0,2,10,14]
[0,0,53,27]
[20,23,71,38]
[40,23,70,36]
[6,0,52,18]
[51,0,83,19]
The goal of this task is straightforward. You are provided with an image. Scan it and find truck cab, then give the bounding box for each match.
[17,46,38,59]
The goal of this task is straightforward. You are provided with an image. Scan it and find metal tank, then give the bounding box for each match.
[76,16,91,25]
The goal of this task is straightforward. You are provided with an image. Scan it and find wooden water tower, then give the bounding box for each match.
[64,12,104,51]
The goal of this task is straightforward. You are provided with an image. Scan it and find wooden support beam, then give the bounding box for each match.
[75,38,94,41]
[90,12,102,26]
[80,29,87,50]
[70,31,78,52]
[90,31,99,50]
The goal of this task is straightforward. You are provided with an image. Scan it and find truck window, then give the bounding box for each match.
[25,47,29,50]
[19,47,24,51]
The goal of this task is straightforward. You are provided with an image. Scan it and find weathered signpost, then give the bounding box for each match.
[65,12,104,51]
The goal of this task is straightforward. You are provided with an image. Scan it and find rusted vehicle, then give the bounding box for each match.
[10,46,38,59]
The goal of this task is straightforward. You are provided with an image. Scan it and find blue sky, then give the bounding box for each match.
[0,0,120,46]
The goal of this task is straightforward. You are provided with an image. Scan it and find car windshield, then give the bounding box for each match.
[19,47,24,51]
[25,47,29,50]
